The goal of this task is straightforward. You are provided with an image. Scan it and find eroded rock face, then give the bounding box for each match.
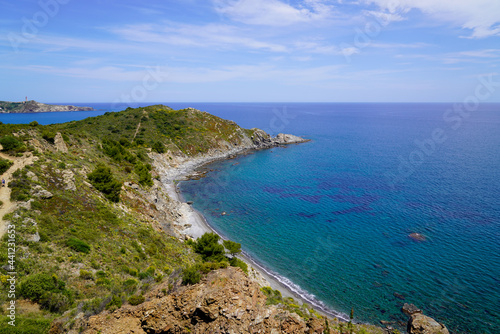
[78,267,324,334]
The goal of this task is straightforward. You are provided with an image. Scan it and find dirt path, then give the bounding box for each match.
[0,152,36,238]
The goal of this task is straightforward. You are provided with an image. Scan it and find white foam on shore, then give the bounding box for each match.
[240,250,350,322]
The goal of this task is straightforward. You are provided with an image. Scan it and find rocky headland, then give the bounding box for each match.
[0,100,93,113]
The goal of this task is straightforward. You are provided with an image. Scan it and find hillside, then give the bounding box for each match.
[0,100,93,113]
[0,105,445,334]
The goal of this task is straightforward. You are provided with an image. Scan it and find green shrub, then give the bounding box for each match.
[193,233,225,262]
[66,237,90,254]
[96,271,107,278]
[229,257,248,274]
[82,297,104,316]
[0,315,51,334]
[39,291,71,313]
[260,286,282,305]
[9,169,31,201]
[29,121,39,127]
[0,157,13,174]
[0,135,24,152]
[79,270,94,280]
[152,141,166,154]
[122,279,138,294]
[105,294,122,311]
[223,240,241,257]
[182,266,201,285]
[31,200,42,210]
[128,294,145,306]
[135,163,153,187]
[41,130,56,144]
[19,273,71,312]
[57,162,66,169]
[87,164,121,202]
[39,231,49,242]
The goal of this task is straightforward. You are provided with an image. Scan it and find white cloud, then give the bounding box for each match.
[364,0,500,38]
[213,0,334,26]
[112,22,288,52]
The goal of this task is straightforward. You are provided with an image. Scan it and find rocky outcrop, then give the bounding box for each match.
[250,129,309,148]
[402,303,449,334]
[32,185,54,199]
[72,267,326,334]
[0,100,93,113]
[54,133,68,153]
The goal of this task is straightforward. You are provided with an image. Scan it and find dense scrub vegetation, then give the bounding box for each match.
[0,106,235,330]
[182,233,247,285]
[0,157,13,174]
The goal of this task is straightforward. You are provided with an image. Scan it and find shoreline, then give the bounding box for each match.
[161,151,350,322]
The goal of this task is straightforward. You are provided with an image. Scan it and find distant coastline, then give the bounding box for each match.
[0,100,94,113]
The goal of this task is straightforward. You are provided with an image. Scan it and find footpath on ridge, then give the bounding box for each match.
[0,151,36,238]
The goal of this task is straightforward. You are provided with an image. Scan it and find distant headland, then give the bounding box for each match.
[0,99,94,113]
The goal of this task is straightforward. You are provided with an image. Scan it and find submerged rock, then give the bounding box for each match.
[409,233,426,241]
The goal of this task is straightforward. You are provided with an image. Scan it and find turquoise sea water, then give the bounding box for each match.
[177,103,500,334]
[2,103,499,333]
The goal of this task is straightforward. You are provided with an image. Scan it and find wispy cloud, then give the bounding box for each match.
[364,0,500,38]
[442,49,500,64]
[213,0,335,26]
[112,22,288,52]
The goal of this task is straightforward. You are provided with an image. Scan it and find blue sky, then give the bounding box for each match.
[1,0,499,103]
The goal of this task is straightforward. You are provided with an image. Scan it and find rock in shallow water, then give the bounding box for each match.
[409,233,426,241]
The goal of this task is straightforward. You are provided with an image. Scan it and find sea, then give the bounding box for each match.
[2,102,499,333]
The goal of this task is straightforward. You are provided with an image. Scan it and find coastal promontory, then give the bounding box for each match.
[0,100,94,113]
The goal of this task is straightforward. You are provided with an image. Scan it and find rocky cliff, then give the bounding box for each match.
[56,267,324,334]
[0,100,93,113]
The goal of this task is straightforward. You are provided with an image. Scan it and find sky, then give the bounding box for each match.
[0,0,499,103]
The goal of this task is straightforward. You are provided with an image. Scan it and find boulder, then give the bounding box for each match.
[54,132,68,153]
[408,313,449,334]
[61,170,76,191]
[402,304,449,334]
[32,185,53,199]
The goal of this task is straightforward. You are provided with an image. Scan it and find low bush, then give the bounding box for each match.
[135,163,153,187]
[87,164,121,202]
[0,136,25,152]
[152,141,165,154]
[261,286,283,305]
[128,294,145,306]
[66,237,91,254]
[79,270,94,280]
[182,266,201,285]
[105,294,122,311]
[41,130,56,144]
[0,157,13,174]
[19,273,71,312]
[229,257,248,274]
